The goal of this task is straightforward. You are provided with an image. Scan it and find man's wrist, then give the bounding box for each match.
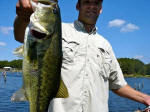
[143,96,150,106]
[16,16,30,23]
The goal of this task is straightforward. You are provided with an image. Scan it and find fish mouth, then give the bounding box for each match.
[30,29,47,39]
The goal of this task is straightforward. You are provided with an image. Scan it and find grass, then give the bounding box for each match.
[124,74,150,78]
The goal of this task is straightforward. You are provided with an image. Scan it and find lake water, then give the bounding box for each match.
[0,72,150,112]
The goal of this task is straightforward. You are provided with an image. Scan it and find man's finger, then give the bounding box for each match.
[19,0,31,9]
[16,1,21,15]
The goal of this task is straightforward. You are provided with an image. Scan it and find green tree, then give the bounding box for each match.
[118,58,145,75]
[145,64,150,75]
[132,59,145,75]
[0,60,9,68]
[0,59,22,69]
[118,58,134,74]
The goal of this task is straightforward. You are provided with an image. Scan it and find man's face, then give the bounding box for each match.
[77,0,102,25]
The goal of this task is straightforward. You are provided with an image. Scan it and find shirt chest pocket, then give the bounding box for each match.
[62,38,79,64]
[97,47,112,81]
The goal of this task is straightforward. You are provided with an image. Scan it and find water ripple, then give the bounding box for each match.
[0,73,150,112]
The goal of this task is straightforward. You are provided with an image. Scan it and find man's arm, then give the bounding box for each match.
[14,0,34,43]
[112,85,150,106]
[14,16,29,43]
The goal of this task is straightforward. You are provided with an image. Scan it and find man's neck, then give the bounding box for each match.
[84,24,95,33]
[78,20,96,33]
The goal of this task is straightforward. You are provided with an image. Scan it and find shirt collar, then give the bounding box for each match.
[74,20,97,35]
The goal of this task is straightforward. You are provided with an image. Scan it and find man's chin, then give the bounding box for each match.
[79,17,97,25]
[84,19,97,25]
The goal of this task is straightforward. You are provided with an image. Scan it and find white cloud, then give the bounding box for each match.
[133,55,150,64]
[0,42,6,46]
[108,19,126,27]
[0,26,13,34]
[134,55,144,60]
[121,23,139,32]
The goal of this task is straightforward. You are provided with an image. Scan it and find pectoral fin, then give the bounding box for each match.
[55,79,69,98]
[13,45,24,58]
[11,88,28,102]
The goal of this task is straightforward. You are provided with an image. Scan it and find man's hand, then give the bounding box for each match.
[16,0,37,22]
[14,0,38,42]
[143,97,150,112]
[143,96,150,106]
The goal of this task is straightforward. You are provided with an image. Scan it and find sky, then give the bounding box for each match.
[0,0,150,64]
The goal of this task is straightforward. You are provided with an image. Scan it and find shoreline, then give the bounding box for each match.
[0,71,150,78]
[124,74,150,78]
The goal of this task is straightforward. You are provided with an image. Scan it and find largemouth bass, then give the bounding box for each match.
[12,0,68,112]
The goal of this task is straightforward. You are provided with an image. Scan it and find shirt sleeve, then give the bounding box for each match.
[107,44,127,90]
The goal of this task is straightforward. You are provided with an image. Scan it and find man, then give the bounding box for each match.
[14,0,150,112]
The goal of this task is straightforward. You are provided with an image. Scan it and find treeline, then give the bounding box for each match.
[0,59,22,69]
[0,58,150,75]
[118,58,150,75]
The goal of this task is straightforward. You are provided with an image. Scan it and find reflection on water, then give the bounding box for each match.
[0,72,29,112]
[0,72,150,112]
[109,78,150,112]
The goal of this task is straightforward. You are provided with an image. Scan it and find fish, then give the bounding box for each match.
[11,0,68,112]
